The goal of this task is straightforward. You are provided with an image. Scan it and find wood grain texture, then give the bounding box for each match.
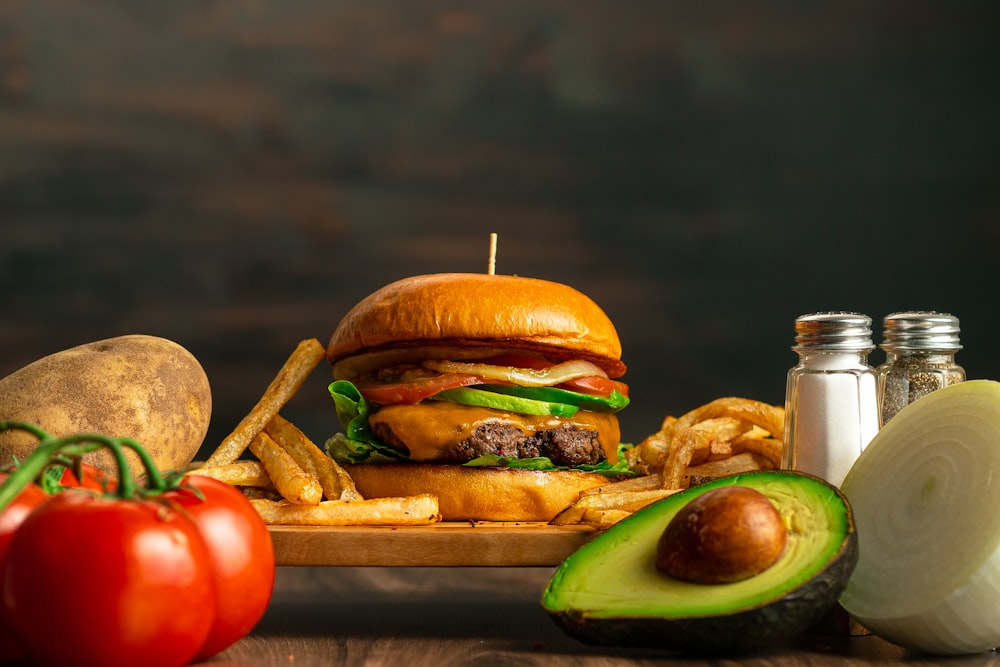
[270,522,598,567]
[203,566,998,666]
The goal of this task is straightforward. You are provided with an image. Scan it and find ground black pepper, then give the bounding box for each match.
[876,312,965,426]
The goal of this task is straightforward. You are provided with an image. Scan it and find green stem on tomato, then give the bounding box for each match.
[0,421,178,510]
[0,425,95,511]
[39,453,83,492]
[0,422,144,510]
[116,438,168,493]
[54,434,138,499]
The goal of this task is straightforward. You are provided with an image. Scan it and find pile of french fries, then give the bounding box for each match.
[191,339,441,526]
[551,397,784,529]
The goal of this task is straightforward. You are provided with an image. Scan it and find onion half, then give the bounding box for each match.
[422,359,607,387]
[840,380,1000,655]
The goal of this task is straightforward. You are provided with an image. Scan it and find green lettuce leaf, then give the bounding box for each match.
[326,380,403,463]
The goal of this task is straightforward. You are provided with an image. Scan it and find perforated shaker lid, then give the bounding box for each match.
[793,312,875,352]
[880,311,962,353]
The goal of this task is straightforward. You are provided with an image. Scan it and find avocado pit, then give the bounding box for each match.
[655,485,788,584]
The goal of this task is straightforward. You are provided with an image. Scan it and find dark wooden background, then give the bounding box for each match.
[2,1,998,456]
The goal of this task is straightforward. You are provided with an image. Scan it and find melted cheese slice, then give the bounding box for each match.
[370,401,621,464]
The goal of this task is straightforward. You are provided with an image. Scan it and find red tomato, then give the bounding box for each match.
[0,473,48,561]
[559,375,630,398]
[357,373,482,405]
[169,475,275,660]
[0,474,48,664]
[57,462,114,492]
[2,492,217,667]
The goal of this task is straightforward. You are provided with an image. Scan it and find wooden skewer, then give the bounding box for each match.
[487,233,498,275]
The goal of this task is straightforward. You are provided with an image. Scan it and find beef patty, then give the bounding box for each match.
[371,420,606,468]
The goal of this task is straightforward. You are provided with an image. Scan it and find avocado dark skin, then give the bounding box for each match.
[541,471,858,654]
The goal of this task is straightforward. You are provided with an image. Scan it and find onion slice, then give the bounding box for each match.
[839,380,1000,655]
[422,359,607,387]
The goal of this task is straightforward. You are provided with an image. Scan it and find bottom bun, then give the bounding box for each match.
[343,464,612,522]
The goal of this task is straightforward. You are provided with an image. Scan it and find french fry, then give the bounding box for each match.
[551,488,681,526]
[676,397,785,441]
[204,338,326,466]
[577,508,633,531]
[241,486,281,501]
[682,451,774,487]
[627,416,678,474]
[548,503,586,526]
[659,410,780,488]
[587,488,682,512]
[313,450,363,501]
[250,495,441,526]
[579,473,666,496]
[733,435,783,468]
[662,417,753,488]
[189,461,272,488]
[689,417,754,463]
[264,414,362,501]
[249,431,323,505]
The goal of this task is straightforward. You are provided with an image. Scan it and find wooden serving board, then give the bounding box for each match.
[270,522,599,567]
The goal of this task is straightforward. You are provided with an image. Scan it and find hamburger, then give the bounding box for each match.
[324,272,631,521]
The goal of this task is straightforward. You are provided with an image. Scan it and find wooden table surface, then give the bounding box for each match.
[205,566,1000,667]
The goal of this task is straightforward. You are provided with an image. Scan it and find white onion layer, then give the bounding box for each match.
[422,359,607,387]
[840,380,1000,655]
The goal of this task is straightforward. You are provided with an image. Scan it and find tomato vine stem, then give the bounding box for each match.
[0,421,173,511]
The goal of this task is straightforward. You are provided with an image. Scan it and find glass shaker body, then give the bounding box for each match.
[876,312,965,426]
[782,313,880,487]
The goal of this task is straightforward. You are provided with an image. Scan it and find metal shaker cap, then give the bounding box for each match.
[792,312,875,352]
[880,311,962,353]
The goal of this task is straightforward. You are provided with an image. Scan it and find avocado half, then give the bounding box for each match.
[541,470,857,654]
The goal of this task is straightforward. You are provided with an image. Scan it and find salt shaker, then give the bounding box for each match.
[782,312,880,487]
[876,311,965,426]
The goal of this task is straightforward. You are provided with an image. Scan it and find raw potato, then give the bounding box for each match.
[0,334,212,476]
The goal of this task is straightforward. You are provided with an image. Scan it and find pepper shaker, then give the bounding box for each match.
[782,312,880,487]
[876,311,965,426]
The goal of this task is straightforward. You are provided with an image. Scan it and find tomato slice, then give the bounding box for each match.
[356,373,483,405]
[559,376,630,398]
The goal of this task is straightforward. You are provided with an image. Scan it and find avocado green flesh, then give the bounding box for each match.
[430,386,579,417]
[476,384,629,413]
[542,471,857,652]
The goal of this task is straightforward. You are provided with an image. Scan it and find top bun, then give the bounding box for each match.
[328,273,625,379]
